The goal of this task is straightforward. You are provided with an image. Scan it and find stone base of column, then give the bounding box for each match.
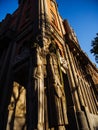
[76,110,90,130]
[83,106,97,130]
[37,123,44,130]
[58,125,66,130]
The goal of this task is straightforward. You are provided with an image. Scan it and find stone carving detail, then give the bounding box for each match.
[59,56,68,73]
[46,44,68,129]
[7,82,26,130]
[6,43,68,130]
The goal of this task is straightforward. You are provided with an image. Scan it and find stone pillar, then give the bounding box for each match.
[74,57,86,107]
[43,0,48,16]
[32,45,44,130]
[36,47,44,130]
[84,107,95,130]
[86,83,95,113]
[68,49,90,130]
[64,43,91,130]
[64,44,80,130]
[65,44,80,111]
[89,86,98,114]
[70,54,85,107]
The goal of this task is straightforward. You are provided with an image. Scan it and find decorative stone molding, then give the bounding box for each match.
[59,56,68,73]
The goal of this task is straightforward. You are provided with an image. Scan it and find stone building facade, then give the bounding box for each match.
[0,0,98,130]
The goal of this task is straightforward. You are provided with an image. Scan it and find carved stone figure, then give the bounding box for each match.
[46,43,68,130]
[7,82,26,130]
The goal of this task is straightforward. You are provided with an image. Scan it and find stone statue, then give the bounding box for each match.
[32,44,44,130]
[7,82,26,130]
[46,43,68,130]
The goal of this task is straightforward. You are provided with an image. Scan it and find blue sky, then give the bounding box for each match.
[0,0,98,67]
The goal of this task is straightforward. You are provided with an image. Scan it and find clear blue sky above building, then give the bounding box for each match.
[0,0,98,67]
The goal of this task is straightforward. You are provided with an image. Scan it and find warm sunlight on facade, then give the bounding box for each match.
[0,0,98,130]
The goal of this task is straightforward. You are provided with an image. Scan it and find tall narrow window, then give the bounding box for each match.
[51,10,55,24]
[51,10,58,28]
[50,0,55,8]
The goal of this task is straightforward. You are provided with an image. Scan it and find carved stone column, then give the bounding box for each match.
[65,44,80,111]
[65,44,89,130]
[32,45,44,130]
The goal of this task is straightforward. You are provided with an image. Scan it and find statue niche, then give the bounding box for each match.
[46,43,68,129]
